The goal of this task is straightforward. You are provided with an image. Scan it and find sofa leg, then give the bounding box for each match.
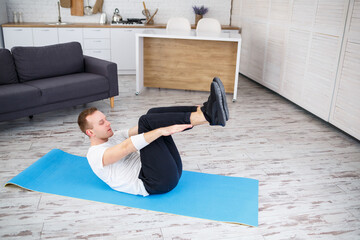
[110,97,114,108]
[29,115,33,119]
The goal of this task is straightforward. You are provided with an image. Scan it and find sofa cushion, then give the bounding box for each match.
[0,49,19,85]
[24,73,109,104]
[0,84,42,114]
[12,42,84,82]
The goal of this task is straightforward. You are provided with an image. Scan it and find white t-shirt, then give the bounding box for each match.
[86,129,149,196]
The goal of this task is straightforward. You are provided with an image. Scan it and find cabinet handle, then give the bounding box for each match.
[14,29,23,31]
[41,29,50,32]
[93,40,102,42]
[92,29,101,32]
[93,51,101,53]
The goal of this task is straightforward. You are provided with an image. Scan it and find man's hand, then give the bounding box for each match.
[103,124,192,167]
[160,124,193,136]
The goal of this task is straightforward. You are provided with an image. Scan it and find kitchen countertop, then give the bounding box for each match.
[137,29,242,42]
[1,22,241,31]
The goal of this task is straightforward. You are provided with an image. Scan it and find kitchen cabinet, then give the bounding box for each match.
[3,27,33,49]
[58,28,83,46]
[330,0,360,140]
[83,28,111,61]
[33,28,59,46]
[111,28,145,74]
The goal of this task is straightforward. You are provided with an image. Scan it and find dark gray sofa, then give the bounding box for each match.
[0,42,118,121]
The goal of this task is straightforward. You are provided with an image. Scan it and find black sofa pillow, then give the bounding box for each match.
[12,42,84,82]
[0,48,19,85]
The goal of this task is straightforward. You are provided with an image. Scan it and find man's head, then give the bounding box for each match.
[78,107,113,142]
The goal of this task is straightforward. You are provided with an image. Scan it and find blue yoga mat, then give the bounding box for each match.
[5,149,258,226]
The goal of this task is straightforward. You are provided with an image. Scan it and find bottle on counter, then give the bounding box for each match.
[13,12,18,23]
[18,12,23,23]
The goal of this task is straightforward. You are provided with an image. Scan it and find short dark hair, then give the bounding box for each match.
[78,107,98,135]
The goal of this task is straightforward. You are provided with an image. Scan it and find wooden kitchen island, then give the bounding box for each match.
[135,30,242,101]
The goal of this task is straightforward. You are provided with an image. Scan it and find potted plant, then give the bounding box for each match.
[192,5,208,26]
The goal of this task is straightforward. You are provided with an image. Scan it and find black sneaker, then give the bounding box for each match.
[213,77,229,121]
[201,82,226,126]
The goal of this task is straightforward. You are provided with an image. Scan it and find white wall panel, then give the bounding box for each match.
[281,30,311,103]
[291,0,317,28]
[263,24,287,91]
[330,0,360,140]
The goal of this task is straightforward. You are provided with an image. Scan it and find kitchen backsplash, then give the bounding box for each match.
[5,0,231,25]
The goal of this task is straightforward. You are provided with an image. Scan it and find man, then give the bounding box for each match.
[77,77,229,196]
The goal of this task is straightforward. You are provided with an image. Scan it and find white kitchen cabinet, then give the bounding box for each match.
[3,27,33,49]
[330,0,360,140]
[111,28,145,74]
[83,28,110,39]
[58,28,83,46]
[83,49,111,61]
[83,28,111,61]
[33,28,59,46]
[84,38,110,49]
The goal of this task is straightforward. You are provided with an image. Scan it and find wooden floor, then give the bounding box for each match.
[0,75,359,239]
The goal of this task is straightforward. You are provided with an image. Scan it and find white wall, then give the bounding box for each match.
[0,0,8,48]
[5,0,231,25]
[230,0,241,27]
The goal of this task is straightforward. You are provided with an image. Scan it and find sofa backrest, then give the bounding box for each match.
[0,48,19,85]
[12,42,84,82]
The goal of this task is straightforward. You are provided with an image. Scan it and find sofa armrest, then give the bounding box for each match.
[83,55,119,97]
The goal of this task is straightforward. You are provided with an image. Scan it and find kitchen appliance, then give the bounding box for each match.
[112,8,122,22]
[99,12,107,24]
[111,18,146,26]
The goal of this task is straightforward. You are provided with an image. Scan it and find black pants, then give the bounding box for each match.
[138,106,197,194]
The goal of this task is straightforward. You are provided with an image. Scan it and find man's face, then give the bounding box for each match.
[86,110,113,140]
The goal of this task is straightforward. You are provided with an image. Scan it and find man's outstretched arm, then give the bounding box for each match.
[102,124,192,166]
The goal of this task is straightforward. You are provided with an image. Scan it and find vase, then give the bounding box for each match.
[195,14,203,27]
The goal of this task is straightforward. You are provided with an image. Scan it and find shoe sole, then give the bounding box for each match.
[213,77,229,120]
[212,82,226,127]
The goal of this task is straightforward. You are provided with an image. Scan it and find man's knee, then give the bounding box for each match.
[154,175,180,194]
[138,114,150,132]
[146,108,159,114]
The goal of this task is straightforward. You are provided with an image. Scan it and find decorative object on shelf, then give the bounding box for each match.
[192,5,208,26]
[142,1,158,24]
[92,0,104,14]
[18,12,23,23]
[13,12,18,23]
[71,0,84,16]
[60,0,71,8]
[84,0,93,15]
